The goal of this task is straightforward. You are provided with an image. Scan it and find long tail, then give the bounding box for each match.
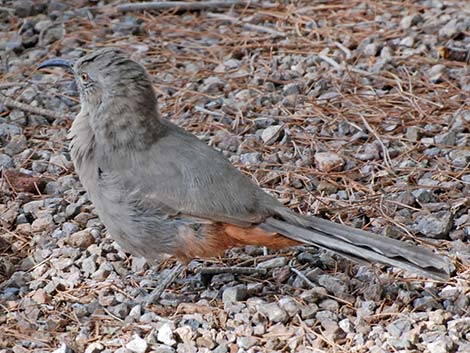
[258,210,450,281]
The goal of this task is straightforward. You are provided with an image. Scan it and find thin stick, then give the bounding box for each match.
[0,82,27,90]
[118,1,253,13]
[290,267,353,306]
[0,92,72,121]
[207,13,286,37]
[145,263,184,306]
[198,266,268,276]
[194,105,225,117]
[318,54,342,70]
[290,266,317,288]
[358,113,394,171]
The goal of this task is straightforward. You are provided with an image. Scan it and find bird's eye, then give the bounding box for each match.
[80,73,90,82]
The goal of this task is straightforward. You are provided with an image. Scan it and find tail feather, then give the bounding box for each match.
[261,216,450,281]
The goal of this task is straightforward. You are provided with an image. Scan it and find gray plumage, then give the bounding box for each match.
[40,48,450,281]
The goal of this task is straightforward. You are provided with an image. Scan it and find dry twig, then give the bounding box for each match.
[207,13,286,37]
[198,266,268,276]
[118,1,257,13]
[0,92,72,121]
[145,263,184,306]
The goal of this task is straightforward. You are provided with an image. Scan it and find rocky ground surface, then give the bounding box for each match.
[1,0,470,352]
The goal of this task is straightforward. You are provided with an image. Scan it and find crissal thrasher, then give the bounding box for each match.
[39,48,450,281]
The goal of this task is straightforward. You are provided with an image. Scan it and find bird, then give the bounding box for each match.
[38,48,450,285]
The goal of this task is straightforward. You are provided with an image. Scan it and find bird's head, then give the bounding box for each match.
[38,48,162,149]
[38,48,157,117]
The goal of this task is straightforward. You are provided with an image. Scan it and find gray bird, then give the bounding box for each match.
[38,48,450,282]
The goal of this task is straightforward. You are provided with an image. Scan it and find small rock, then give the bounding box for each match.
[261,125,283,145]
[0,154,14,169]
[52,343,73,353]
[42,24,65,45]
[111,303,129,319]
[439,19,460,39]
[283,83,302,96]
[427,335,455,353]
[138,312,157,324]
[421,137,435,146]
[427,64,447,83]
[67,229,95,249]
[1,201,21,225]
[415,211,453,238]
[222,284,247,303]
[300,287,328,302]
[16,223,32,235]
[200,76,225,93]
[234,89,254,101]
[65,203,81,219]
[48,154,68,175]
[439,285,460,300]
[406,126,421,141]
[214,59,240,72]
[62,222,79,236]
[131,256,148,272]
[0,122,22,137]
[363,42,381,57]
[400,36,414,47]
[174,325,193,343]
[13,0,33,17]
[314,152,344,172]
[279,297,300,317]
[339,318,354,334]
[196,332,216,349]
[32,160,49,173]
[247,282,263,295]
[84,343,104,353]
[31,288,50,304]
[319,299,339,311]
[154,346,175,353]
[240,152,262,165]
[81,255,97,275]
[281,94,299,107]
[71,303,88,319]
[34,20,52,33]
[316,310,339,333]
[213,345,228,353]
[31,216,54,233]
[450,149,470,168]
[357,300,376,317]
[45,181,62,195]
[127,304,142,321]
[386,317,412,337]
[20,87,37,103]
[3,35,23,53]
[400,14,422,29]
[114,349,132,353]
[157,323,176,346]
[258,303,288,323]
[317,275,348,297]
[236,336,258,349]
[412,189,432,203]
[448,317,470,341]
[413,295,440,310]
[300,304,319,319]
[126,334,148,353]
[434,131,456,146]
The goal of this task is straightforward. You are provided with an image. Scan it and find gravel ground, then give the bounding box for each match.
[1,1,470,352]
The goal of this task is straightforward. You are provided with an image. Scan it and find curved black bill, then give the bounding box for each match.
[37,58,73,71]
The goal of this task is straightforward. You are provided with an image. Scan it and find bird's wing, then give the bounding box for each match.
[100,121,280,227]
